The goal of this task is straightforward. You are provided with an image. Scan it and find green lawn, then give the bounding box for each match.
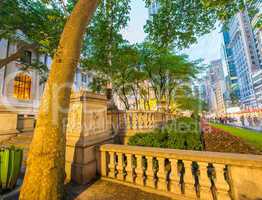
[211,123,262,151]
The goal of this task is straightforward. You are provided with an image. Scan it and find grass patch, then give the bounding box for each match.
[211,123,262,151]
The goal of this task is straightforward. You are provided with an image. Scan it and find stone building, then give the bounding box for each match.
[0,38,93,141]
[0,39,46,115]
[0,38,92,115]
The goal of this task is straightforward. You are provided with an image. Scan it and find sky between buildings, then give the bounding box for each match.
[121,0,223,64]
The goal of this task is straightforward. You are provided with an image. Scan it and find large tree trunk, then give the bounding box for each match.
[19,1,98,200]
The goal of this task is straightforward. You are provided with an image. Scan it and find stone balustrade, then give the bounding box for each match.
[100,144,262,200]
[108,111,174,143]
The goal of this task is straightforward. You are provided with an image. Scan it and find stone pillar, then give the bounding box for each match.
[65,91,116,184]
[0,112,18,142]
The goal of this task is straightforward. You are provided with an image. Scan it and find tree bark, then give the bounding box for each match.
[19,1,98,200]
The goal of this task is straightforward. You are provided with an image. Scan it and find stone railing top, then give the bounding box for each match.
[100,144,262,168]
[108,110,172,114]
[70,91,107,101]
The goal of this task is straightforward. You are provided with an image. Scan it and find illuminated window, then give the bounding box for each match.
[13,73,32,100]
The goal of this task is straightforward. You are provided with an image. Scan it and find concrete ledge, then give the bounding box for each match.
[100,144,262,168]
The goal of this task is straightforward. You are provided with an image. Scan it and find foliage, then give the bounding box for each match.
[0,147,23,193]
[128,117,203,150]
[0,0,66,56]
[144,0,217,49]
[175,96,208,114]
[88,42,204,111]
[81,0,131,86]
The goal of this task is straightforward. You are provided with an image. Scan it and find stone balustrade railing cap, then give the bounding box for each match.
[100,144,262,168]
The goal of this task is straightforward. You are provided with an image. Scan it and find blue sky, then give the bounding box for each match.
[122,0,222,64]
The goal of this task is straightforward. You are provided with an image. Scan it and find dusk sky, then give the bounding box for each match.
[122,0,223,64]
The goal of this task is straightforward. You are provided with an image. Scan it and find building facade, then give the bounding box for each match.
[148,0,159,16]
[210,59,227,115]
[221,30,240,102]
[252,69,262,107]
[251,1,262,68]
[228,10,260,108]
[0,39,91,115]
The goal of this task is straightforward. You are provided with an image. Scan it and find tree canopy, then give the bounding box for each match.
[0,0,259,111]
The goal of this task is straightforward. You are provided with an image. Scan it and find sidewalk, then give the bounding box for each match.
[227,122,262,132]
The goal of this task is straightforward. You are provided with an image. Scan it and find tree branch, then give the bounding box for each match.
[0,43,38,69]
[59,0,69,15]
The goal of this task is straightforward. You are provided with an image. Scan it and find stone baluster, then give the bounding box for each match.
[154,113,157,128]
[120,113,124,129]
[143,112,147,128]
[213,164,231,200]
[183,161,197,198]
[136,112,140,129]
[114,113,118,130]
[135,155,144,186]
[138,112,143,129]
[126,112,131,130]
[145,113,149,129]
[145,156,155,188]
[157,157,168,191]
[130,112,133,129]
[116,152,125,181]
[151,113,155,128]
[148,113,152,128]
[100,150,107,177]
[169,159,181,195]
[108,151,116,178]
[198,162,213,200]
[142,112,146,129]
[145,113,149,128]
[125,153,134,183]
[132,112,138,130]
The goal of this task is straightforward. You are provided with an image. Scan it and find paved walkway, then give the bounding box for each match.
[227,122,262,132]
[65,180,172,200]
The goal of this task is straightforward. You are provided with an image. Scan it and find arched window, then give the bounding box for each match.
[13,73,32,100]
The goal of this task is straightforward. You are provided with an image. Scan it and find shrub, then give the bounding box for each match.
[128,117,203,150]
[0,147,23,193]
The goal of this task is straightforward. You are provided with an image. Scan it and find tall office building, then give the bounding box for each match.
[221,30,240,102]
[148,0,160,16]
[202,60,227,116]
[228,9,260,108]
[210,59,227,115]
[251,2,262,107]
[252,70,262,107]
[251,1,262,67]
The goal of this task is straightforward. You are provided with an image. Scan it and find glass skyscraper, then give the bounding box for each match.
[227,10,260,108]
[222,30,241,101]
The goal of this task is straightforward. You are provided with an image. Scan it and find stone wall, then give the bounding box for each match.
[108,111,174,144]
[0,112,18,142]
[65,91,117,184]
